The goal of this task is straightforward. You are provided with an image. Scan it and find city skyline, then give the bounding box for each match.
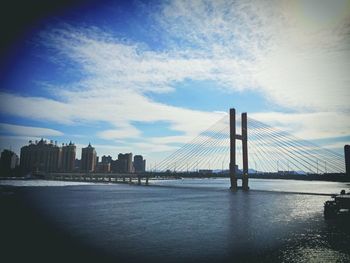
[0,0,349,166]
[9,138,147,174]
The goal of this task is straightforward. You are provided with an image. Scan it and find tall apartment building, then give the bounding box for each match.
[101,155,113,164]
[61,142,76,172]
[20,139,61,173]
[96,162,111,173]
[81,143,97,172]
[117,153,133,173]
[0,149,19,176]
[110,159,119,173]
[133,155,146,173]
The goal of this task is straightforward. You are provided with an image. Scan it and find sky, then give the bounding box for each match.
[0,0,349,168]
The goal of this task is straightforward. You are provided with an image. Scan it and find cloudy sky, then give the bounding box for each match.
[0,0,349,167]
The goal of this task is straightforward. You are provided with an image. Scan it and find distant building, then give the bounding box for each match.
[117,153,133,173]
[199,169,213,174]
[74,159,81,171]
[13,153,19,169]
[278,170,297,175]
[61,142,76,172]
[110,159,119,173]
[0,149,19,176]
[101,155,113,164]
[20,139,61,174]
[345,145,350,176]
[96,162,111,173]
[100,155,113,173]
[133,155,146,173]
[81,143,97,172]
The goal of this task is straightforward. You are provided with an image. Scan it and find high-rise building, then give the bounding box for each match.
[101,155,113,164]
[96,162,111,173]
[117,153,133,173]
[81,143,97,172]
[61,142,76,172]
[0,149,19,176]
[74,158,81,171]
[20,139,61,174]
[133,155,146,173]
[345,145,350,177]
[110,159,117,172]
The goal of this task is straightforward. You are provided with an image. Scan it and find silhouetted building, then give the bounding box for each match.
[133,155,146,173]
[278,170,297,175]
[61,142,76,172]
[0,149,19,176]
[74,159,81,171]
[110,159,118,173]
[117,153,133,173]
[96,162,111,173]
[199,169,213,174]
[20,139,61,174]
[101,155,113,164]
[81,143,97,172]
[345,145,350,176]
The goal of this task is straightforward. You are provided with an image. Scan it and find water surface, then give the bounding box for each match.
[1,178,349,262]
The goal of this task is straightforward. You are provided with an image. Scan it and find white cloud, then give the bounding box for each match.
[0,123,63,137]
[155,0,350,112]
[249,111,350,140]
[0,92,75,124]
[321,141,349,151]
[0,0,349,162]
[97,124,141,139]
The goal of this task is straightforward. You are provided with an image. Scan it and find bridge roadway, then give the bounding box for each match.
[36,171,227,185]
[31,171,349,185]
[38,171,227,184]
[36,172,189,185]
[36,172,153,185]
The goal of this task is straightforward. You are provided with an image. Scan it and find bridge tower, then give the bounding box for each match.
[230,108,249,190]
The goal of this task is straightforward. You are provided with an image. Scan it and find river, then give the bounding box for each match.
[1,178,349,262]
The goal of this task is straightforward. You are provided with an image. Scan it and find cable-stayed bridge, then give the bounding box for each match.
[42,108,347,188]
[154,108,346,190]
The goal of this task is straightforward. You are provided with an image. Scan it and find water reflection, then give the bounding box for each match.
[151,178,350,195]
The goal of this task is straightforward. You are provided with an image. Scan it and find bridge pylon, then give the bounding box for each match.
[230,108,249,191]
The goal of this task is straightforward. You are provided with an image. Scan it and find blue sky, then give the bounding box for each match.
[0,0,349,166]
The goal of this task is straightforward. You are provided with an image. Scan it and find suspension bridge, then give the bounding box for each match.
[154,108,347,190]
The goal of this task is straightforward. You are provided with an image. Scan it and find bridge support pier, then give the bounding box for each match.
[230,108,238,190]
[242,112,249,191]
[230,108,249,190]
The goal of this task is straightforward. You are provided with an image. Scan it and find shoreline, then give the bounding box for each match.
[1,174,349,183]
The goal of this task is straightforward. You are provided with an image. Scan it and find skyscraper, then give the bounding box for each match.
[101,155,113,164]
[133,155,146,173]
[117,153,133,173]
[0,149,19,176]
[61,142,76,172]
[81,143,97,172]
[20,139,61,173]
[96,162,111,173]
